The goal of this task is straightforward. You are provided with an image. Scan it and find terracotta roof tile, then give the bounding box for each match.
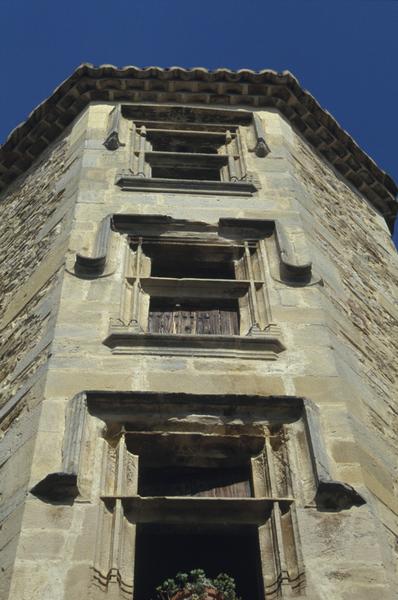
[1,63,396,229]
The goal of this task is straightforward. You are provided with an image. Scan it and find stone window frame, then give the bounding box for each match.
[31,392,364,600]
[104,104,269,195]
[71,213,319,360]
[105,215,284,359]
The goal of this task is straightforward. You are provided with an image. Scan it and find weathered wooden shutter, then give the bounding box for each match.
[148,307,239,335]
[195,478,252,498]
[148,310,174,334]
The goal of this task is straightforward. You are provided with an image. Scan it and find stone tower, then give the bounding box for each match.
[1,65,397,600]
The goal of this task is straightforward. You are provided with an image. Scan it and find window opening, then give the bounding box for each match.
[150,164,222,181]
[122,104,253,127]
[126,230,267,338]
[76,392,306,598]
[142,242,241,279]
[123,105,248,183]
[134,524,263,600]
[139,464,252,498]
[146,130,224,154]
[146,130,229,180]
[129,430,255,497]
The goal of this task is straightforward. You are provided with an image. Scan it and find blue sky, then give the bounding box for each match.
[1,0,397,242]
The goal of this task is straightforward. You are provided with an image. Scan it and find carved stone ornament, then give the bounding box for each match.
[72,215,115,278]
[252,114,270,157]
[103,105,125,150]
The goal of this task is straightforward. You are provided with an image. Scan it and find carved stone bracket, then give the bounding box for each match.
[74,215,113,277]
[103,105,125,150]
[303,400,365,510]
[30,393,88,501]
[62,392,87,474]
[220,217,314,285]
[252,114,270,157]
[275,222,313,284]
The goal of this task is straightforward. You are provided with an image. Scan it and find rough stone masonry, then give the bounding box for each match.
[0,65,397,600]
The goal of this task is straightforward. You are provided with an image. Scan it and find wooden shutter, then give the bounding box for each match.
[148,306,239,335]
[148,311,174,334]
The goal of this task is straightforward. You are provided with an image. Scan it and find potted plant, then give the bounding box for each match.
[156,569,240,600]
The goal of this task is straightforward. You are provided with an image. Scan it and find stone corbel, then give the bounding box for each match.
[252,114,270,157]
[62,392,87,477]
[219,216,312,285]
[74,214,113,276]
[275,222,313,284]
[104,104,125,150]
[303,400,365,510]
[30,393,88,501]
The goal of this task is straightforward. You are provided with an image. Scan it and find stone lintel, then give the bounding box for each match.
[101,495,293,525]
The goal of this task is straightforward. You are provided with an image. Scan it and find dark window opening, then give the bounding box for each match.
[151,165,221,181]
[148,298,240,335]
[147,132,224,155]
[139,465,252,498]
[143,243,241,280]
[125,431,264,472]
[134,524,263,600]
[122,104,252,127]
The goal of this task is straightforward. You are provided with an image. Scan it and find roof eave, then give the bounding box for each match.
[1,63,396,230]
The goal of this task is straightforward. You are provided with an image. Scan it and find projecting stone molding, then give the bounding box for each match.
[103,324,285,360]
[73,214,313,284]
[30,392,366,513]
[115,172,258,195]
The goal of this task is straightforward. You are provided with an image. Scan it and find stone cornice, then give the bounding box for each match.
[1,63,397,229]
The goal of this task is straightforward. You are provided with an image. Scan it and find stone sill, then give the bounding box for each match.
[103,329,285,360]
[115,173,258,196]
